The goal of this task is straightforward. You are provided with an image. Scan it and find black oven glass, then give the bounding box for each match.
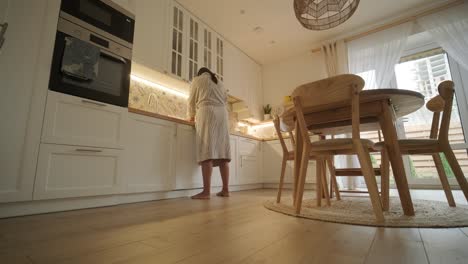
[80,0,112,26]
[61,0,134,44]
[49,31,130,107]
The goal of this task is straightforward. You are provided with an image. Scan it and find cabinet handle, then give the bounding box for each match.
[81,99,107,107]
[0,22,8,50]
[75,148,103,153]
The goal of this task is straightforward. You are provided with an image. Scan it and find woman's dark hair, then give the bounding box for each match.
[197,67,218,84]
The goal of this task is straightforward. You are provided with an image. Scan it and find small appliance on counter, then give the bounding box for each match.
[49,0,135,107]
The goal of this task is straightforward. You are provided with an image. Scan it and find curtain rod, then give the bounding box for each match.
[310,0,464,53]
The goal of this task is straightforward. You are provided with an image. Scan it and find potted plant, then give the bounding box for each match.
[263,104,272,120]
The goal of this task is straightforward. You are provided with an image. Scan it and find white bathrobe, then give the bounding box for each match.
[187,73,231,166]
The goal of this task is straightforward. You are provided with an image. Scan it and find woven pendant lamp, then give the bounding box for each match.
[294,0,360,30]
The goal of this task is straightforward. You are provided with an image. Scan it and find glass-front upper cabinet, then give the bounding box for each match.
[203,27,213,71]
[187,17,200,81]
[216,37,224,81]
[170,4,184,79]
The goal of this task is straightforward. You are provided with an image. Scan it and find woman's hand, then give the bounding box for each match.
[188,117,195,122]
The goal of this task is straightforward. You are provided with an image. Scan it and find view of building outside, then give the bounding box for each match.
[394,52,467,180]
[358,52,467,183]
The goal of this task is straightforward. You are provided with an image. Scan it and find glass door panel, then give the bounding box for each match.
[394,52,468,183]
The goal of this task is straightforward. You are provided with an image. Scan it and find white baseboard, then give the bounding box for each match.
[0,184,262,218]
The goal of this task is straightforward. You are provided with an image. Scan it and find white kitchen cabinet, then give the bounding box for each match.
[0,0,57,203]
[215,36,224,82]
[132,0,171,73]
[212,136,238,186]
[121,113,176,193]
[201,25,214,72]
[42,91,126,149]
[186,15,201,81]
[263,140,293,183]
[34,144,123,200]
[263,140,316,184]
[223,42,262,120]
[223,41,244,99]
[168,2,187,81]
[237,138,262,184]
[174,124,203,189]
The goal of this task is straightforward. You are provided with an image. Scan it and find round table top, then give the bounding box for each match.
[281,88,425,134]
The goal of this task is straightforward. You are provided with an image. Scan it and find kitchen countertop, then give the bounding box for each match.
[128,107,264,141]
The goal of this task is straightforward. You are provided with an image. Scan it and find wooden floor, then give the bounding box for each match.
[1,189,468,264]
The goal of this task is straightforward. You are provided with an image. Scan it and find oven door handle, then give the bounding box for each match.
[101,49,127,64]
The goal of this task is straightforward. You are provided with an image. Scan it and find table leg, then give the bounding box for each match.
[293,121,303,206]
[379,101,415,216]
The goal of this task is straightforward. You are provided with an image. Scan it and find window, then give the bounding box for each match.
[394,51,468,181]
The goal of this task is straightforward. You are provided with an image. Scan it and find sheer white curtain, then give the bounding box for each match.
[348,22,413,89]
[344,22,412,189]
[320,40,353,188]
[321,39,348,76]
[417,2,468,71]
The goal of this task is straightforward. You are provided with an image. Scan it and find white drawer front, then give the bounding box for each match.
[34,144,122,200]
[238,138,258,157]
[42,91,124,149]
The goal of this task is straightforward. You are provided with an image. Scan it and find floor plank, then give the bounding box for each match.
[420,228,468,264]
[0,189,467,264]
[460,228,468,237]
[59,242,156,264]
[365,228,428,264]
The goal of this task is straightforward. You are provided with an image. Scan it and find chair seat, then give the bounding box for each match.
[310,138,375,152]
[375,139,440,154]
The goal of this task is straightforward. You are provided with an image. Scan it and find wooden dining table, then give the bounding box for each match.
[281,89,425,216]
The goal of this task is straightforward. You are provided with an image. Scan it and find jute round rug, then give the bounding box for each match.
[264,197,468,228]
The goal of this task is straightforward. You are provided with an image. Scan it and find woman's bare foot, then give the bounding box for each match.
[191,192,211,200]
[216,190,230,197]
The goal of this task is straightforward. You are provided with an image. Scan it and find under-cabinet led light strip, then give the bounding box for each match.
[130,74,189,99]
[250,122,274,129]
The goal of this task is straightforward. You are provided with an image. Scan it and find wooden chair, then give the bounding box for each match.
[273,116,340,204]
[292,74,384,222]
[376,80,468,207]
[328,131,390,211]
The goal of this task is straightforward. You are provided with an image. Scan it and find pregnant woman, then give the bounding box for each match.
[188,67,231,199]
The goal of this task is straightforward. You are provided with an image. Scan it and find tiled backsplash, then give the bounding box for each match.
[129,79,188,118]
[128,78,279,139]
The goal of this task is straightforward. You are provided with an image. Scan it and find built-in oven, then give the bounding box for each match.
[49,0,135,107]
[60,0,135,48]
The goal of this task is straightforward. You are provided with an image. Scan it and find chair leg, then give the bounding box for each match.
[327,157,341,200]
[315,157,322,207]
[277,156,288,203]
[432,153,456,207]
[381,148,390,211]
[355,141,385,222]
[320,159,331,206]
[295,147,311,214]
[442,145,468,201]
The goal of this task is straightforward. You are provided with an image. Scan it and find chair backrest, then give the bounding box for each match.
[292,74,365,141]
[425,80,455,142]
[273,115,295,154]
[291,74,365,109]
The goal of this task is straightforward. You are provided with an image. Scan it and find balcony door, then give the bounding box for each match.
[393,33,468,186]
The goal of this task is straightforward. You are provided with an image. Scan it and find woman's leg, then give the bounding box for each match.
[217,161,230,197]
[191,160,213,199]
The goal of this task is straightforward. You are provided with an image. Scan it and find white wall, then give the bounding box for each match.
[262,51,327,107]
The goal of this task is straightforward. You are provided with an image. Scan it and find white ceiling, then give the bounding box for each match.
[177,0,448,65]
